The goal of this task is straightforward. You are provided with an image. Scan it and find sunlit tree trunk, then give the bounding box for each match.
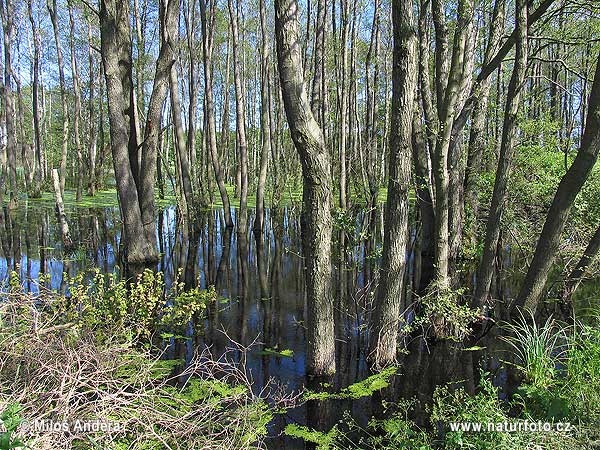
[28,0,43,197]
[200,0,234,228]
[229,0,249,232]
[68,4,84,202]
[87,17,98,196]
[1,0,17,208]
[47,0,69,196]
[475,0,528,307]
[275,0,336,375]
[369,0,417,368]
[254,0,271,237]
[516,53,600,312]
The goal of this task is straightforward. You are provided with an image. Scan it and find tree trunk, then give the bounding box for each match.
[87,17,98,196]
[275,0,336,376]
[52,169,73,252]
[229,0,249,232]
[475,0,528,307]
[68,4,84,202]
[254,0,271,237]
[369,0,417,368]
[431,0,471,290]
[169,64,195,212]
[200,0,234,228]
[1,0,17,208]
[100,0,177,266]
[47,0,69,196]
[516,53,600,312]
[564,220,600,300]
[28,0,43,197]
[462,0,505,239]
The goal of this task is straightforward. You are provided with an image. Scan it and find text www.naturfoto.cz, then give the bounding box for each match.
[449,421,573,433]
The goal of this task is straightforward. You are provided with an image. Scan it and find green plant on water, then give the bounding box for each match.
[0,404,25,450]
[284,424,340,450]
[304,366,397,401]
[258,346,294,358]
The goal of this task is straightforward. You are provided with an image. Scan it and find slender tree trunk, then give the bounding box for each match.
[275,0,336,375]
[463,0,505,239]
[28,0,43,197]
[369,0,417,368]
[564,219,600,300]
[52,169,73,251]
[87,17,98,196]
[516,53,600,312]
[170,64,195,212]
[475,0,528,307]
[1,0,17,208]
[200,0,234,228]
[338,0,350,209]
[69,4,84,202]
[229,0,249,231]
[254,0,271,237]
[47,0,69,196]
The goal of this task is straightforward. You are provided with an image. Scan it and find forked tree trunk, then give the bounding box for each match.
[100,0,177,266]
[369,0,417,368]
[275,0,336,376]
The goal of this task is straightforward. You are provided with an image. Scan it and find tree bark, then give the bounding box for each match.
[100,0,177,266]
[431,0,472,290]
[47,0,69,196]
[87,17,98,196]
[0,0,17,208]
[170,64,195,213]
[200,0,234,228]
[369,0,417,368]
[275,0,336,376]
[516,53,600,312]
[52,169,73,252]
[68,3,84,202]
[28,0,43,197]
[254,0,271,237]
[475,0,528,307]
[228,0,249,232]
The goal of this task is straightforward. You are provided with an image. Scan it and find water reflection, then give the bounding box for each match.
[0,200,536,448]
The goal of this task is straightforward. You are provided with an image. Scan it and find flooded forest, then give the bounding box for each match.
[1,0,600,448]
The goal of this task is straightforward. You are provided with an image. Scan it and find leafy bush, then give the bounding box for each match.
[0,286,287,450]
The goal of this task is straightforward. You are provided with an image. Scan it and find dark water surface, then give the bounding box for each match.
[0,198,551,448]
